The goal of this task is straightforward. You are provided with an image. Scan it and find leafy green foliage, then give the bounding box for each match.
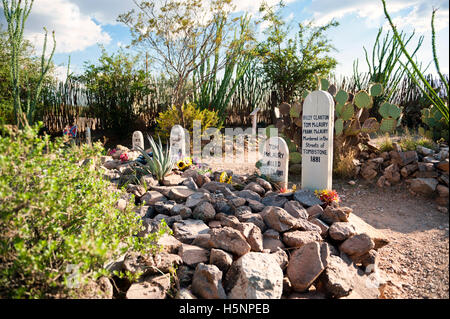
[80,48,150,133]
[256,2,338,103]
[156,102,221,140]
[0,124,167,298]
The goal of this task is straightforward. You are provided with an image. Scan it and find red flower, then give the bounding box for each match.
[120,153,128,162]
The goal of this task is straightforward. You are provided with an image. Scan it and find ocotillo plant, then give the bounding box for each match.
[382,0,449,128]
[2,0,56,126]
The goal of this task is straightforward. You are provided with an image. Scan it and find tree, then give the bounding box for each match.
[118,0,239,125]
[80,48,150,133]
[2,0,56,126]
[256,1,338,103]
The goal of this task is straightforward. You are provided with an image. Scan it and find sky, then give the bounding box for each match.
[0,0,448,80]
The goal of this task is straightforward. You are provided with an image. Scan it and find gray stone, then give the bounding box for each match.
[210,248,233,273]
[282,230,322,248]
[225,252,283,299]
[178,244,210,266]
[192,263,226,299]
[185,192,211,208]
[329,222,356,241]
[261,206,298,232]
[172,219,210,244]
[409,178,439,196]
[287,242,328,292]
[247,199,266,212]
[244,182,265,197]
[256,177,272,192]
[126,274,171,299]
[171,204,192,219]
[209,227,251,256]
[294,190,324,207]
[283,201,308,219]
[317,255,355,298]
[261,195,288,207]
[141,191,166,205]
[237,190,261,202]
[339,233,375,257]
[168,187,195,203]
[193,201,216,222]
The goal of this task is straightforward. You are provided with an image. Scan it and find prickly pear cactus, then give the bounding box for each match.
[419,105,449,142]
[262,78,404,172]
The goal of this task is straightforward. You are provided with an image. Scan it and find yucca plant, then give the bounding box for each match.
[135,134,175,183]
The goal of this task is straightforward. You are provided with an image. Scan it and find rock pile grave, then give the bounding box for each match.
[99,146,390,299]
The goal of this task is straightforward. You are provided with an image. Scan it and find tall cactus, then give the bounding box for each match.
[2,0,56,127]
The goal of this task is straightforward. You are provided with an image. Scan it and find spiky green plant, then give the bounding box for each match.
[381,0,448,126]
[135,135,175,183]
[2,0,56,127]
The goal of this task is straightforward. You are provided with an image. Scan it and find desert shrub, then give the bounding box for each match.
[416,137,437,150]
[0,124,168,298]
[156,102,221,140]
[399,129,437,151]
[378,134,394,153]
[333,149,358,178]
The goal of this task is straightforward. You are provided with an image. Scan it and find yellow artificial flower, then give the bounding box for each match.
[177,160,187,170]
[227,176,232,184]
[292,184,297,192]
[220,172,227,183]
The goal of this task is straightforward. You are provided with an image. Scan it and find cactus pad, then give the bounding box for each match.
[380,118,396,132]
[354,90,372,108]
[320,78,330,91]
[369,83,384,97]
[340,103,354,121]
[335,90,348,105]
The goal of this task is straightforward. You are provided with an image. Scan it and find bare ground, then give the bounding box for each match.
[202,158,450,299]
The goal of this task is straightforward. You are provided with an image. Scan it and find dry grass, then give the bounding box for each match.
[333,149,358,179]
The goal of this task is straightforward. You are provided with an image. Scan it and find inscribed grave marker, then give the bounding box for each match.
[170,125,186,162]
[301,90,334,191]
[132,131,144,150]
[260,136,289,189]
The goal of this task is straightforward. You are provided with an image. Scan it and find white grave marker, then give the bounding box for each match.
[170,125,186,162]
[260,136,289,189]
[132,131,144,150]
[301,90,334,191]
[250,107,260,137]
[85,127,91,145]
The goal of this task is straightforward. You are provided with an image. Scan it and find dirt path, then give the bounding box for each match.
[334,179,449,299]
[201,159,449,299]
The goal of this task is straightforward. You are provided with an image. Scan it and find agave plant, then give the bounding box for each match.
[135,135,175,183]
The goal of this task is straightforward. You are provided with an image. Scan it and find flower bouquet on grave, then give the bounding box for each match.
[314,189,340,206]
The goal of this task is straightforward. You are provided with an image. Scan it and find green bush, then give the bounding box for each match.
[0,124,167,298]
[378,134,394,153]
[156,102,221,140]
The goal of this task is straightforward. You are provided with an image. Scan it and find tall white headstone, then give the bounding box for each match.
[250,107,260,137]
[132,131,144,150]
[85,127,91,145]
[260,136,289,189]
[301,90,334,191]
[170,125,186,162]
